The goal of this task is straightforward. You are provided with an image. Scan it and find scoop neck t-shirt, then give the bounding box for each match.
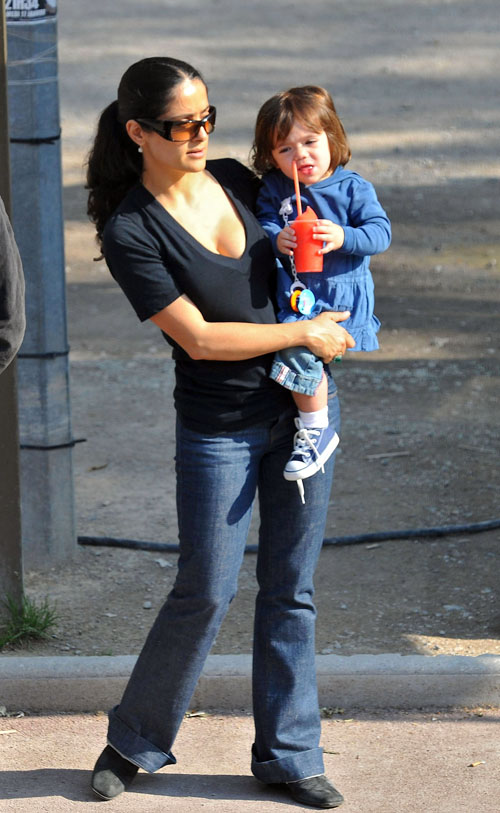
[102,158,291,433]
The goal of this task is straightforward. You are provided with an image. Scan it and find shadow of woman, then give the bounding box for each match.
[0,769,292,806]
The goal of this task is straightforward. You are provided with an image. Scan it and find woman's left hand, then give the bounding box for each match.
[313,219,345,254]
[304,311,355,362]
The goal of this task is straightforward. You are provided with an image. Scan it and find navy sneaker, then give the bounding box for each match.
[283,419,339,482]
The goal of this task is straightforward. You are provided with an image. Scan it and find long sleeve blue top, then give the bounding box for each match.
[256,166,391,351]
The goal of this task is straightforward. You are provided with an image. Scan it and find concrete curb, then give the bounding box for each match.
[1,653,500,712]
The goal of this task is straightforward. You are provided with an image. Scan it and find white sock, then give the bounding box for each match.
[298,406,329,429]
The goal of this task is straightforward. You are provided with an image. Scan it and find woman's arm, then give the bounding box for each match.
[151,294,355,363]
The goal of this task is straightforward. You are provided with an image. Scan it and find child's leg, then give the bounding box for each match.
[292,371,329,429]
[270,346,339,495]
[284,371,338,493]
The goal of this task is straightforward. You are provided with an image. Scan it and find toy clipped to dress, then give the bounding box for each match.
[286,161,322,316]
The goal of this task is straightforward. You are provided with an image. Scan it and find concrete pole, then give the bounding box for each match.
[0,2,23,614]
[6,1,76,569]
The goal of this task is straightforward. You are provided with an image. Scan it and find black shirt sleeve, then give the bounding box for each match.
[103,208,183,322]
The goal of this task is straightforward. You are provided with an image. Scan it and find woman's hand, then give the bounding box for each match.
[313,219,345,254]
[276,225,297,256]
[303,311,355,362]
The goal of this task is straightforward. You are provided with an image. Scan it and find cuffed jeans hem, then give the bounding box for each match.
[108,707,176,773]
[270,360,321,397]
[251,746,325,784]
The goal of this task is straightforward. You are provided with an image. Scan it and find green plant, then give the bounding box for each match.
[0,595,59,649]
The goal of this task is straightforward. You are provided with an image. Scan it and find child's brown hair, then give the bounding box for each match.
[251,85,351,176]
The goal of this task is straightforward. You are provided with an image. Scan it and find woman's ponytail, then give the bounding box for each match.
[86,100,142,248]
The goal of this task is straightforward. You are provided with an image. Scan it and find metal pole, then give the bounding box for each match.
[6,0,76,568]
[0,2,23,615]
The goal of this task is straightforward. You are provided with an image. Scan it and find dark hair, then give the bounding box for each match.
[86,57,205,246]
[251,85,351,176]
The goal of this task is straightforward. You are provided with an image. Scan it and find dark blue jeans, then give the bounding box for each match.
[107,376,340,783]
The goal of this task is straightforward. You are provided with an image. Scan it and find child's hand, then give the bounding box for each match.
[313,219,345,254]
[276,225,297,256]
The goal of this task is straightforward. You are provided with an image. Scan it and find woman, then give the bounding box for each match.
[86,56,354,809]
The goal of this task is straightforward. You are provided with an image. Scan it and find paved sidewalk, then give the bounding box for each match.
[1,709,498,812]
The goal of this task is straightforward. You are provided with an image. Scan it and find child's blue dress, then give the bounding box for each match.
[257,166,391,394]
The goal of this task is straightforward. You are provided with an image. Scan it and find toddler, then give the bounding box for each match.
[252,85,391,500]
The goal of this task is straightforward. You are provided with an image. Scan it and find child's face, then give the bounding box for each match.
[271,120,332,185]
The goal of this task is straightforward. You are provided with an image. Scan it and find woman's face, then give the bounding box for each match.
[134,77,212,176]
[271,120,332,186]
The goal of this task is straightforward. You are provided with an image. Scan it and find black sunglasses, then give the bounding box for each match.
[136,106,216,143]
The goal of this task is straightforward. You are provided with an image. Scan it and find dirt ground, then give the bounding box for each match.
[2,1,499,660]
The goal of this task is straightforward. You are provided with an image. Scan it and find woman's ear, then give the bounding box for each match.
[125,119,145,149]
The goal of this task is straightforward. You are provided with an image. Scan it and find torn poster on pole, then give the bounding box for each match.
[5,1,57,23]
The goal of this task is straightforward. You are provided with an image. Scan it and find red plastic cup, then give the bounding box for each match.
[291,206,323,273]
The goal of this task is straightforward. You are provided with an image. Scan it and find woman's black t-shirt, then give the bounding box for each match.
[102,158,292,433]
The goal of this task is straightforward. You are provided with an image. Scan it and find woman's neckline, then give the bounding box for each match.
[138,166,248,261]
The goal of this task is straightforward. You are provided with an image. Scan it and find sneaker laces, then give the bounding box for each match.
[291,421,325,505]
[297,478,305,504]
[291,423,326,474]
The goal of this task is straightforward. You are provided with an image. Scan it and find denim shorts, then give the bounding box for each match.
[270,345,323,396]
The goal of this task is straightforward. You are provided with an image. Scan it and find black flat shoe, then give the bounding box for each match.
[285,774,344,808]
[91,745,139,800]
